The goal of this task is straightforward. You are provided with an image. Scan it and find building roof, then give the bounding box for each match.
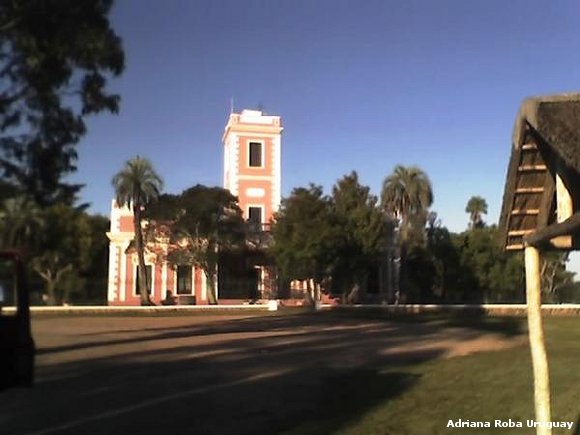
[499,93,580,250]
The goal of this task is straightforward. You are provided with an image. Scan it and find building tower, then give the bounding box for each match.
[222,109,283,226]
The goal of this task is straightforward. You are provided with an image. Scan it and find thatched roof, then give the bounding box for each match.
[499,93,580,250]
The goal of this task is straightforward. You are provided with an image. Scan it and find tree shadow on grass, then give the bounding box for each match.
[328,306,524,337]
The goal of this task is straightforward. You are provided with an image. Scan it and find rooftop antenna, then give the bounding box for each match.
[230,96,234,114]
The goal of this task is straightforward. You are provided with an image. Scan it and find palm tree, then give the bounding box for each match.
[380,165,433,302]
[0,196,44,249]
[112,156,163,305]
[465,196,488,229]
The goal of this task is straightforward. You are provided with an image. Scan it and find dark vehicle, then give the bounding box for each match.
[0,251,35,390]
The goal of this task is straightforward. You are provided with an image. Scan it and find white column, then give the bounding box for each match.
[119,250,127,302]
[201,270,207,301]
[107,245,119,303]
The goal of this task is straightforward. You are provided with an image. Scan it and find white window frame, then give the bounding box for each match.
[247,140,265,169]
[247,204,265,224]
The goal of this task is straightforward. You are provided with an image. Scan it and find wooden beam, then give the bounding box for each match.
[523,213,580,247]
[556,173,573,221]
[553,173,573,248]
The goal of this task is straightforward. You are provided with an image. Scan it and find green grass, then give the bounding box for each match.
[284,316,580,435]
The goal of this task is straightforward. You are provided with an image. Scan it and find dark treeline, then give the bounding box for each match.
[270,168,579,304]
[0,0,123,305]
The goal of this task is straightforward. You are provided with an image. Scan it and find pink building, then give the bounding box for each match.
[106,109,282,305]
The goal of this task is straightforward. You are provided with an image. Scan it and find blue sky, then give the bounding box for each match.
[74,0,580,236]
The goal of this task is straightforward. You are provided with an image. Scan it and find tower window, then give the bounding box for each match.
[249,142,262,167]
[248,206,263,228]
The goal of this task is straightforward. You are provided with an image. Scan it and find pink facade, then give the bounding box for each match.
[107,109,283,305]
[106,205,213,305]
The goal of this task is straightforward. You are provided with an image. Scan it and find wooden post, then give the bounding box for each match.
[552,173,573,248]
[524,245,552,435]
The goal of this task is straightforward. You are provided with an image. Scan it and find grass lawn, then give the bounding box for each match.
[284,315,580,435]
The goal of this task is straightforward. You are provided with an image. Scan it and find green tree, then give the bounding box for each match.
[331,171,386,301]
[112,156,163,305]
[271,184,340,304]
[0,0,124,205]
[146,185,245,305]
[380,165,433,300]
[31,204,93,305]
[424,215,463,302]
[465,196,488,229]
[540,252,574,303]
[453,226,525,303]
[82,214,110,304]
[0,195,43,249]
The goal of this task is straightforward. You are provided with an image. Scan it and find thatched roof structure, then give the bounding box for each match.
[499,93,580,250]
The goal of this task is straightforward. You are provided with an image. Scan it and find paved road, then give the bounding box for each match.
[0,312,524,435]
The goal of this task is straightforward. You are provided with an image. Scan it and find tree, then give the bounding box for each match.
[31,204,93,305]
[452,226,524,303]
[540,252,574,303]
[271,184,340,304]
[146,185,245,305]
[112,156,163,305]
[82,214,110,304]
[331,171,386,301]
[465,196,488,229]
[0,195,43,249]
[0,0,124,205]
[424,215,462,302]
[380,165,433,301]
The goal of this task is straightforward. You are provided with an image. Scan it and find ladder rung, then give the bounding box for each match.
[508,230,534,236]
[515,187,544,194]
[511,209,539,215]
[518,165,547,171]
[521,143,538,150]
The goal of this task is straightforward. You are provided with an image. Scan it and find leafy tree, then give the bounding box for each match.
[380,165,433,300]
[0,195,43,249]
[31,204,93,305]
[465,196,488,229]
[271,184,340,303]
[540,252,574,303]
[112,156,163,305]
[0,0,124,205]
[146,185,245,305]
[82,214,110,304]
[452,226,525,303]
[424,215,463,302]
[331,171,386,300]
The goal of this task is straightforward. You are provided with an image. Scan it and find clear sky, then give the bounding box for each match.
[73,0,580,236]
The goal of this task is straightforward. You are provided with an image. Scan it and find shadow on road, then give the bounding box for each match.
[1,311,525,435]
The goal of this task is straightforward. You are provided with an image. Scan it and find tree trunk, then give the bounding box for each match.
[46,279,57,306]
[525,246,552,435]
[205,269,218,305]
[134,207,152,306]
[397,243,407,304]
